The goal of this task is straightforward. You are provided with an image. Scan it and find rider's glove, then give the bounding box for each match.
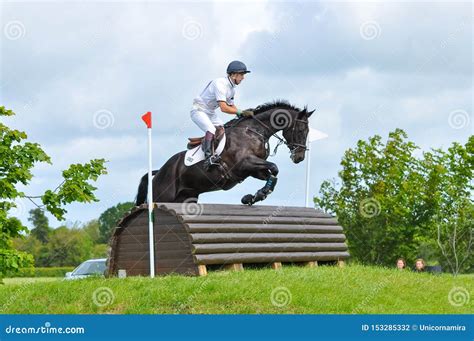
[241,110,254,117]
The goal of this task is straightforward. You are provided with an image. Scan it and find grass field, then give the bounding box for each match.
[0,265,472,314]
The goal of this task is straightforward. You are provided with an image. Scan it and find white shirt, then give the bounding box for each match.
[193,76,236,114]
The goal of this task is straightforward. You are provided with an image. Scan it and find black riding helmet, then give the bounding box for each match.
[227,60,251,74]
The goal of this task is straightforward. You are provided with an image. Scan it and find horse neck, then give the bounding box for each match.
[247,109,296,139]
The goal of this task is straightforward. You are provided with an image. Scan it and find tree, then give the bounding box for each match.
[0,106,107,280]
[37,226,94,267]
[315,129,434,266]
[422,137,473,275]
[28,208,51,243]
[99,202,135,243]
[83,219,101,244]
[316,129,473,273]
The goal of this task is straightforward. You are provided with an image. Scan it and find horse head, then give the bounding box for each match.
[269,106,315,164]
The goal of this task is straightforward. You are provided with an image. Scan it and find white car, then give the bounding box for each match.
[64,258,107,280]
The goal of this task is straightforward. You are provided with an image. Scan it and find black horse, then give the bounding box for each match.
[135,100,314,206]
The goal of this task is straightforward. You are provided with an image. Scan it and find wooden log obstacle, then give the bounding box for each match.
[107,203,350,276]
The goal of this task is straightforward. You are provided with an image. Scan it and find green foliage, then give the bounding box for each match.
[91,244,108,259]
[0,249,34,283]
[5,266,74,278]
[42,160,108,220]
[0,106,107,278]
[82,219,101,244]
[14,220,108,267]
[35,226,94,267]
[28,208,51,243]
[316,129,473,272]
[316,129,431,266]
[422,136,474,275]
[98,202,134,243]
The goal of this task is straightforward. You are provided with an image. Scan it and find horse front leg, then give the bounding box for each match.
[241,157,279,206]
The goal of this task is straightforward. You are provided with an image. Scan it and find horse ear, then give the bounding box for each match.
[306,109,315,117]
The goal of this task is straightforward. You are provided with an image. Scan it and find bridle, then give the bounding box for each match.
[250,113,309,157]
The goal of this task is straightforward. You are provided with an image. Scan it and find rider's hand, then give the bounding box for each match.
[241,110,254,117]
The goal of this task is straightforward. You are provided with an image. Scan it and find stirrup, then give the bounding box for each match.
[203,154,221,170]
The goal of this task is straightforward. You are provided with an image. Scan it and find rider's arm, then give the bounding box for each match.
[218,101,239,115]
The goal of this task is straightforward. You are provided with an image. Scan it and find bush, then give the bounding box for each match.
[5,267,75,278]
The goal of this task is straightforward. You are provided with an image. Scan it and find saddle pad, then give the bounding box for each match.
[184,134,226,166]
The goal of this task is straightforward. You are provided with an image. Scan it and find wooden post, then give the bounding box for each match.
[225,263,244,271]
[337,259,345,268]
[271,262,282,270]
[198,264,207,276]
[304,261,317,268]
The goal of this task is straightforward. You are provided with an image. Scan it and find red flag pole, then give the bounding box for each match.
[141,111,155,278]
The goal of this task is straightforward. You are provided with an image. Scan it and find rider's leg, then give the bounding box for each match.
[190,110,216,134]
[190,110,217,168]
[202,131,214,159]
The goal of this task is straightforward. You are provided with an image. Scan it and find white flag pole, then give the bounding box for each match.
[305,126,329,208]
[305,140,311,208]
[142,111,155,278]
[147,126,155,278]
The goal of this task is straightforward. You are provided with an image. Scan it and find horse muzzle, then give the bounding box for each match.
[290,151,305,164]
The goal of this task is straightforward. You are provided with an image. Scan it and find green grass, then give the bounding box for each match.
[2,277,61,285]
[0,265,472,314]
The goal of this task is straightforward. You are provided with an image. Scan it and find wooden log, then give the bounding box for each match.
[194,251,350,265]
[158,203,333,219]
[179,215,338,226]
[192,242,348,254]
[118,233,192,244]
[190,233,345,243]
[185,223,343,233]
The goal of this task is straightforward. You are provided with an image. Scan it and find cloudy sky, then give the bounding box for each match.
[1,0,472,228]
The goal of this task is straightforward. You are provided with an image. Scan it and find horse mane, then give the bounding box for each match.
[250,99,305,115]
[224,100,306,128]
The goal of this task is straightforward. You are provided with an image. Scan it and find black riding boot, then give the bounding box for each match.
[202,131,215,170]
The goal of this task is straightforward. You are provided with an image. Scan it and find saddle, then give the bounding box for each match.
[187,125,225,150]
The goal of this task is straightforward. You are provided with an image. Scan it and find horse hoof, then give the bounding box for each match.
[241,194,254,205]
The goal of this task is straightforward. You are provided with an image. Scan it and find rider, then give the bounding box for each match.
[191,60,254,168]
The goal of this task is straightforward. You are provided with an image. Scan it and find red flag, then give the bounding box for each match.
[141,111,152,128]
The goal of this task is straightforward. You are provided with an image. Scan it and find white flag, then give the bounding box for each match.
[308,126,328,143]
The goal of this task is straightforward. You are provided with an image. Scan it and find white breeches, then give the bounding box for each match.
[190,109,224,134]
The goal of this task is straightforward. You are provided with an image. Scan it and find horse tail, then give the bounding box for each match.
[135,169,160,206]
